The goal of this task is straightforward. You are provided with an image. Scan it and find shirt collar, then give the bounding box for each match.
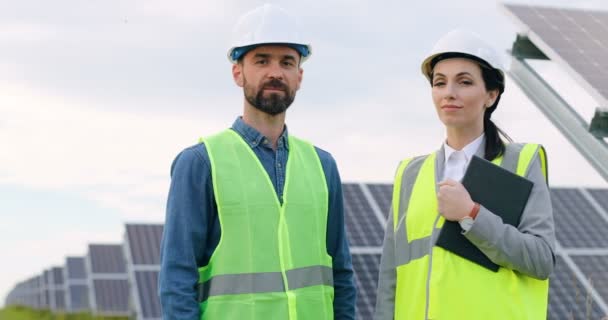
[443,133,485,165]
[231,116,290,150]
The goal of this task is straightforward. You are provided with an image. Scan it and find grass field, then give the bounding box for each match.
[0,306,129,320]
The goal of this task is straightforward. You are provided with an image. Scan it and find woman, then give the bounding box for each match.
[374,29,555,320]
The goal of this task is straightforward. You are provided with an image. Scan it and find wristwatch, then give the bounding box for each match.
[459,202,480,232]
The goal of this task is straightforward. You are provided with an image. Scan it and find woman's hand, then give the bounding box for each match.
[437,179,475,221]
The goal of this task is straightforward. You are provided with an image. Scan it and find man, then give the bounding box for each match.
[159,4,356,320]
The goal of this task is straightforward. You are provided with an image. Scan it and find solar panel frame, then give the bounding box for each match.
[503,4,608,108]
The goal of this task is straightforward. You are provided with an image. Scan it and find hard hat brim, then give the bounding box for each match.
[227,43,312,64]
[421,51,505,82]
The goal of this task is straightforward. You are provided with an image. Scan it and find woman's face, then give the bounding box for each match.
[431,57,498,131]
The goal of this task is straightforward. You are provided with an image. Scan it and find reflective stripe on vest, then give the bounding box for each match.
[198,265,333,302]
[392,143,549,320]
[200,129,334,320]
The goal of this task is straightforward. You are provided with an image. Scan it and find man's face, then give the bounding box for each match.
[233,45,303,115]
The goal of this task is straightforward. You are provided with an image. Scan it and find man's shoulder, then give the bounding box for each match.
[170,142,210,175]
[312,145,335,165]
[178,142,209,161]
[310,145,340,177]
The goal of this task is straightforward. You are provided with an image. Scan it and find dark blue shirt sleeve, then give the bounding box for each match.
[159,145,213,320]
[316,147,357,320]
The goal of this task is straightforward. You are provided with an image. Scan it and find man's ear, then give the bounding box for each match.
[233,63,244,87]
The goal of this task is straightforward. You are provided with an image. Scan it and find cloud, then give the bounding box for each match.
[0,81,237,220]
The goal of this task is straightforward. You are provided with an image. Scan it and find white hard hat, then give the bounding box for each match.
[227,3,312,64]
[421,29,504,84]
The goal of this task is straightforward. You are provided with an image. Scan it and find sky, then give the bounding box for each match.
[2,0,608,305]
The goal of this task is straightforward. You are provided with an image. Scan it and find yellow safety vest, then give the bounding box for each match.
[200,129,334,320]
[392,143,549,319]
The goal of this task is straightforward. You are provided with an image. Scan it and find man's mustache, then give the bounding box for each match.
[262,79,288,91]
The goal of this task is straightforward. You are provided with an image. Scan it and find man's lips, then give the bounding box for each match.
[263,87,285,92]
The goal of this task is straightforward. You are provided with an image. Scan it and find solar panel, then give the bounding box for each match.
[33,275,42,309]
[352,254,381,320]
[51,267,64,285]
[366,183,392,218]
[66,256,87,280]
[571,255,608,308]
[86,244,130,316]
[551,188,608,248]
[548,257,604,319]
[123,223,163,320]
[54,290,66,311]
[134,271,161,319]
[64,257,89,312]
[89,244,127,274]
[93,279,130,313]
[41,269,51,309]
[50,267,66,311]
[67,284,90,311]
[504,4,608,105]
[125,224,163,266]
[343,183,384,247]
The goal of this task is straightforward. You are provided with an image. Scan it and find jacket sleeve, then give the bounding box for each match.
[374,210,396,320]
[464,152,556,279]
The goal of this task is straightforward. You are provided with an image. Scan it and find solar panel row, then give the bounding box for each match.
[5,186,608,319]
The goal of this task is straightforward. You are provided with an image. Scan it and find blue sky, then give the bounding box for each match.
[2,0,608,305]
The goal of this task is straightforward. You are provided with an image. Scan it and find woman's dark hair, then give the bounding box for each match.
[430,53,512,161]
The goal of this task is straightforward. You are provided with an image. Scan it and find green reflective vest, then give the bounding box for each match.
[392,143,549,319]
[199,129,334,320]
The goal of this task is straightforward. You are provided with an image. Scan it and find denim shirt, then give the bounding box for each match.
[159,117,356,320]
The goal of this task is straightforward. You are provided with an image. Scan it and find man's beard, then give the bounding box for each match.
[244,78,295,116]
